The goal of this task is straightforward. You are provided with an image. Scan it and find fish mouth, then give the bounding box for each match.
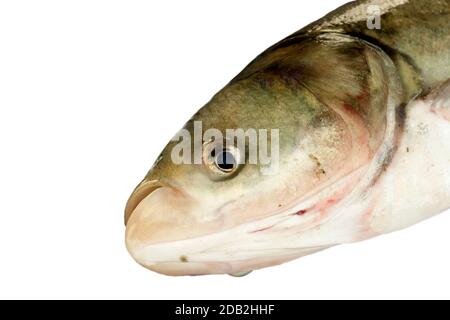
[127,196,330,276]
[124,180,162,225]
[125,181,226,274]
[124,179,332,276]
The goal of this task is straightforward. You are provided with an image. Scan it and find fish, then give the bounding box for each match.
[124,0,450,276]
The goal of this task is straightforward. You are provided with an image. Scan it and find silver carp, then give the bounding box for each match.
[125,0,450,276]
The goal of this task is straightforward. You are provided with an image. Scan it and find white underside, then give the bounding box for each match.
[370,90,450,233]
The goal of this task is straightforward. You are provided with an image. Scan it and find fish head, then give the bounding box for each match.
[125,35,401,276]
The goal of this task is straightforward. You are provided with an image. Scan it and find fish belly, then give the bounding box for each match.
[369,81,450,234]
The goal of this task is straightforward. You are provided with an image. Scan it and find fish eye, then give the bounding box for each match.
[203,142,241,178]
[214,149,236,172]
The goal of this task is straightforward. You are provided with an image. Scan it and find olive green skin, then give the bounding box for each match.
[291,0,450,96]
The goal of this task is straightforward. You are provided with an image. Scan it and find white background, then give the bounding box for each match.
[0,0,449,299]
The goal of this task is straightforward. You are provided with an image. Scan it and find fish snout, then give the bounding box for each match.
[125,181,228,275]
[124,179,162,225]
[125,182,198,242]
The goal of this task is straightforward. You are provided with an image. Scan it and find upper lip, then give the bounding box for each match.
[124,179,162,225]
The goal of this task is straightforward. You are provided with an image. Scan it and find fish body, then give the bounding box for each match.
[125,0,450,276]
